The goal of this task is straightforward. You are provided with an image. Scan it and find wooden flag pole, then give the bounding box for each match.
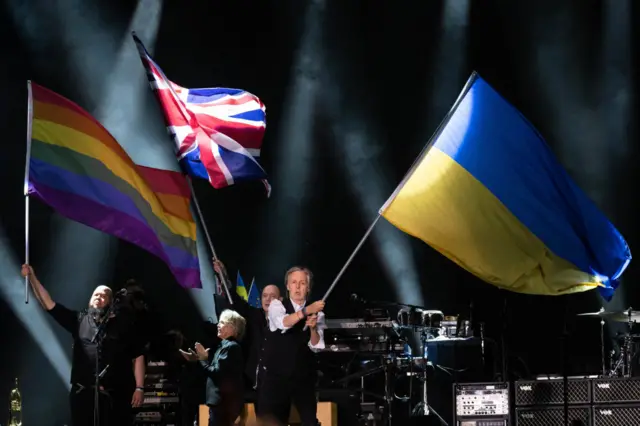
[24,81,34,304]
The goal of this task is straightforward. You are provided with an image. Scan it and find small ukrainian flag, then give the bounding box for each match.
[236,271,248,301]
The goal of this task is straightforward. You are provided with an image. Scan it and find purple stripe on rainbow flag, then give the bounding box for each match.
[28,182,201,288]
[29,157,196,258]
[27,167,198,270]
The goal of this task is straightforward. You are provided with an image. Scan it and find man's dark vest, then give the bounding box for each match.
[262,299,316,380]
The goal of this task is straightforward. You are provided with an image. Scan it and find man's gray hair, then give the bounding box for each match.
[219,309,246,340]
[284,266,313,289]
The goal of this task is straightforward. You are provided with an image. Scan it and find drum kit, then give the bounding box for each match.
[577,307,640,377]
[324,304,477,426]
[392,308,474,425]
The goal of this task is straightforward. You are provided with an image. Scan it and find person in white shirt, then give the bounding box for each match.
[257,266,326,426]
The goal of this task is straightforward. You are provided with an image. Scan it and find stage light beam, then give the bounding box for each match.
[334,123,424,308]
[253,0,326,276]
[0,227,71,388]
[595,0,632,319]
[96,0,173,170]
[427,0,471,117]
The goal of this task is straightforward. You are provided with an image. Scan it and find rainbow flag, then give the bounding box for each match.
[381,73,631,300]
[27,81,201,288]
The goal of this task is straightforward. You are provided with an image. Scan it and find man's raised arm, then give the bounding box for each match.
[21,264,55,311]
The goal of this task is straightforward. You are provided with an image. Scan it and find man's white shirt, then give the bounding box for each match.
[267,299,326,351]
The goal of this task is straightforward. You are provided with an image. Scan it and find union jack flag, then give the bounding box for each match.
[132,33,270,195]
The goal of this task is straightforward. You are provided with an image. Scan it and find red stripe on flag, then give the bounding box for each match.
[194,127,227,188]
[195,114,265,150]
[136,166,191,198]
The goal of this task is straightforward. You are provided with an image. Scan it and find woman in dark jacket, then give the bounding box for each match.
[181,309,246,426]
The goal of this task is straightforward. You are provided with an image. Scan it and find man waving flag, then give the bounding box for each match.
[132,33,271,196]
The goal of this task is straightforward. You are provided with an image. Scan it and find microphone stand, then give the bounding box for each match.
[90,298,121,426]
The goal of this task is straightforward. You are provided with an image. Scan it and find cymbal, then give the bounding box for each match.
[577,309,640,323]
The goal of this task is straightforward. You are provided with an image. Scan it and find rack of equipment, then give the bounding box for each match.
[453,382,510,426]
[134,360,180,426]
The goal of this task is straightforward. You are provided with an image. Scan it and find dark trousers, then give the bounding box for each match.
[209,401,243,426]
[257,373,318,426]
[69,385,132,426]
[242,387,260,415]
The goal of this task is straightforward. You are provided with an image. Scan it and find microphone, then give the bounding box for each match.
[350,293,367,304]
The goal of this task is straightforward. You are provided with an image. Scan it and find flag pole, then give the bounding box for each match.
[381,71,479,213]
[302,214,382,330]
[132,32,233,304]
[320,214,382,302]
[24,81,34,304]
[187,177,233,304]
[305,72,481,330]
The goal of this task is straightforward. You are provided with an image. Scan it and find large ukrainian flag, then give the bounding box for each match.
[380,73,631,300]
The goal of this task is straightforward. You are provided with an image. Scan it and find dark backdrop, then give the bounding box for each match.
[1,1,639,425]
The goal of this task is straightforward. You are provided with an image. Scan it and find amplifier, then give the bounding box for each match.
[592,404,640,425]
[514,379,591,406]
[515,405,591,426]
[592,377,640,403]
[454,382,510,425]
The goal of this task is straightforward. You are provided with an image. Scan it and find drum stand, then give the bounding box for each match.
[410,331,448,425]
[608,308,637,377]
[600,317,606,377]
[625,309,635,377]
[331,358,391,426]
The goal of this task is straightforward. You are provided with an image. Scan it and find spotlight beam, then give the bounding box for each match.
[321,82,423,306]
[253,0,326,275]
[0,227,71,388]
